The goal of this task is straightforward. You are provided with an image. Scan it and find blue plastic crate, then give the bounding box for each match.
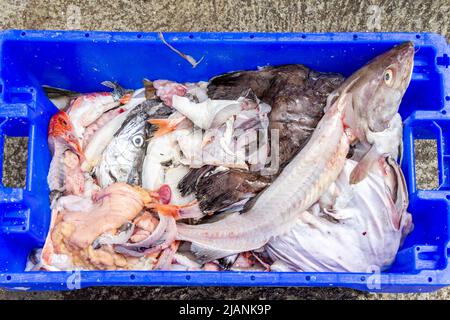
[0,30,449,293]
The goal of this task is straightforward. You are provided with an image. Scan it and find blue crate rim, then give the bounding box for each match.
[0,269,449,292]
[0,29,448,45]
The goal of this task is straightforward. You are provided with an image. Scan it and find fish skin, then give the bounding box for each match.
[95,100,169,188]
[67,92,119,140]
[180,64,345,213]
[177,42,415,261]
[47,111,85,200]
[82,107,126,148]
[209,64,345,165]
[195,169,271,213]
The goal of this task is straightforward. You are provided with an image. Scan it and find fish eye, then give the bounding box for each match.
[132,135,144,147]
[384,69,394,86]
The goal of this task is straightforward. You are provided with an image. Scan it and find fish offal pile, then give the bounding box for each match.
[28,42,415,272]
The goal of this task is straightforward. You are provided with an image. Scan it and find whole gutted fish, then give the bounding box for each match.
[179,64,345,213]
[95,100,170,188]
[176,42,415,261]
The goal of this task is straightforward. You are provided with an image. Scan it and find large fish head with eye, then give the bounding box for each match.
[48,111,84,159]
[344,41,414,138]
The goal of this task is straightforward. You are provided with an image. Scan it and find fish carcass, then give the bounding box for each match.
[179,64,345,213]
[41,183,153,270]
[95,100,172,188]
[176,42,415,262]
[265,157,413,272]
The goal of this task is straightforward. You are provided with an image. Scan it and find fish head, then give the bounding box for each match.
[48,111,84,158]
[346,41,414,135]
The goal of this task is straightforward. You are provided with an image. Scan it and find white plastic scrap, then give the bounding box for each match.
[158,32,204,68]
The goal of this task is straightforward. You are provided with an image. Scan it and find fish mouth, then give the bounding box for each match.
[64,133,85,161]
[397,42,415,90]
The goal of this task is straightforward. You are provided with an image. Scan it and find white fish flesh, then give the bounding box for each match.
[265,159,413,272]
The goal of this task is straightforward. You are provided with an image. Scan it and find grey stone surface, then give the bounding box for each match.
[0,0,448,300]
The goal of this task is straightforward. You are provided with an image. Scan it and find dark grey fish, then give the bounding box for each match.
[179,64,345,213]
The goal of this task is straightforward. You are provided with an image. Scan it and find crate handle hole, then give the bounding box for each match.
[353,34,358,40]
[414,139,439,190]
[137,34,142,39]
[20,32,26,37]
[186,275,191,280]
[2,135,29,188]
[6,275,11,281]
[305,275,311,281]
[428,277,433,282]
[249,34,254,39]
[442,110,447,115]
[445,96,450,101]
[301,34,306,39]
[130,274,135,280]
[416,34,421,39]
[250,275,255,281]
[85,33,90,38]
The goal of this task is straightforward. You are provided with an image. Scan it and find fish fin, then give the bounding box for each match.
[148,117,185,137]
[101,81,129,101]
[398,138,404,165]
[386,156,409,230]
[177,166,214,196]
[143,78,156,99]
[146,202,178,218]
[119,93,132,104]
[190,242,237,263]
[149,201,200,220]
[42,85,79,98]
[349,144,381,184]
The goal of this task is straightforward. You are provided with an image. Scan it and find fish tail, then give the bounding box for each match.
[101,81,130,101]
[42,85,79,99]
[148,203,181,219]
[148,201,200,220]
[119,93,132,104]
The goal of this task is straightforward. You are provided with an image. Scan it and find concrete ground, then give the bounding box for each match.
[0,0,449,300]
